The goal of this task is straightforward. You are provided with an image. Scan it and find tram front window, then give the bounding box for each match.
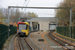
[19,24,27,30]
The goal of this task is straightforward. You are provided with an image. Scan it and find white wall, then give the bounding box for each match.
[38,21,50,31]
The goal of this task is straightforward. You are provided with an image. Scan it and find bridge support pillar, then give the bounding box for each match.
[30,21,33,31]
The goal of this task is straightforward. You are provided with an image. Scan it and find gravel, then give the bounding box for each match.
[30,31,53,50]
[45,33,64,50]
[28,32,43,50]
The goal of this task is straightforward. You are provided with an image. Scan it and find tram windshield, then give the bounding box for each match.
[19,24,27,30]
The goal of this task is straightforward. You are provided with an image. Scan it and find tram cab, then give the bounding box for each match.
[17,22,29,36]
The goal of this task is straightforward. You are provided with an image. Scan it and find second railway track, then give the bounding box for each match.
[49,30,75,50]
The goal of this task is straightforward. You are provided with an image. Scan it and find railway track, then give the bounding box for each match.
[18,36,34,50]
[18,37,24,50]
[49,30,75,50]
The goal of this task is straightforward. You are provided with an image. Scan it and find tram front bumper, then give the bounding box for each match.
[18,32,26,35]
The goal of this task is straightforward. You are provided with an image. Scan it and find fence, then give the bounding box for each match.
[56,26,75,39]
[0,24,17,49]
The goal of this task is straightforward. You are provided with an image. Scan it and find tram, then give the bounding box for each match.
[17,22,29,36]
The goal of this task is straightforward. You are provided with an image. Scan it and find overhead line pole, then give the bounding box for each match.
[70,8,72,38]
[8,7,10,37]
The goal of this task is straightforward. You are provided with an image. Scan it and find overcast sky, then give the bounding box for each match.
[0,0,63,17]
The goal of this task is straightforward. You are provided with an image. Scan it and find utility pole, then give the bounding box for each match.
[8,7,10,37]
[70,8,72,38]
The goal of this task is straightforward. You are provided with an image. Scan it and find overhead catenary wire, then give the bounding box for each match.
[23,0,27,6]
[26,0,30,7]
[23,0,30,17]
[23,0,30,7]
[37,13,54,15]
